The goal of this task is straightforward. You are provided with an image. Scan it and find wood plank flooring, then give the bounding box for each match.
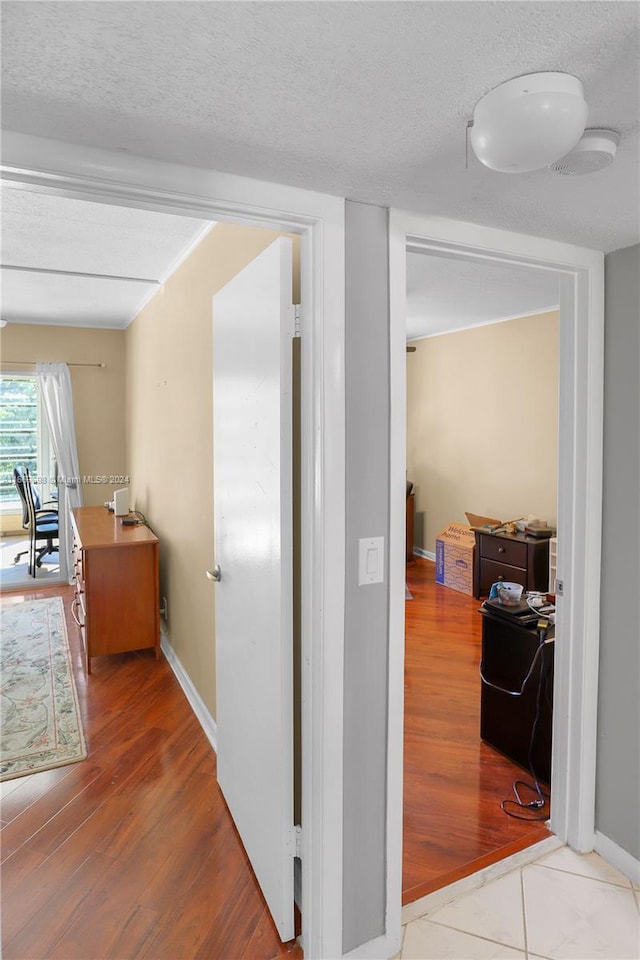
[2,563,551,955]
[0,584,301,960]
[403,558,550,904]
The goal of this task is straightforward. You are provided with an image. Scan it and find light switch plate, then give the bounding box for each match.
[358,536,384,585]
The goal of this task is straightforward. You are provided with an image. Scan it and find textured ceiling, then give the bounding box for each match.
[406,253,559,339]
[1,1,639,253]
[0,190,211,326]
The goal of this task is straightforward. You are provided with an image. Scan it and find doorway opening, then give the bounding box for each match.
[0,373,60,590]
[387,212,603,938]
[0,138,346,957]
[402,250,560,902]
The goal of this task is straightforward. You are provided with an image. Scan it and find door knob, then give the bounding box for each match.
[206,565,222,582]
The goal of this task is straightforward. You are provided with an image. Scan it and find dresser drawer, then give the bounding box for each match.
[75,578,86,617]
[474,530,550,598]
[479,559,527,595]
[73,539,84,584]
[479,535,527,567]
[71,592,85,629]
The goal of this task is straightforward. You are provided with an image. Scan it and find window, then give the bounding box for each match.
[0,375,55,511]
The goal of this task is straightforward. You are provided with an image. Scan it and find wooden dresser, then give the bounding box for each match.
[473,529,550,599]
[70,506,160,674]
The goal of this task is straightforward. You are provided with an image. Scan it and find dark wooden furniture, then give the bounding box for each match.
[473,529,550,599]
[406,492,415,562]
[70,506,160,674]
[480,608,554,784]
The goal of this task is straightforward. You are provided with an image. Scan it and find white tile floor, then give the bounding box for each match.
[400,847,640,959]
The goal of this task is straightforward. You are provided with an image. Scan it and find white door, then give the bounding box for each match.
[212,237,295,942]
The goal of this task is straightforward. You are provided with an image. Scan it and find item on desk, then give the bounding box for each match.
[113,487,129,517]
[465,512,503,532]
[489,580,524,606]
[526,591,556,623]
[515,515,545,533]
[482,597,541,625]
[524,525,556,538]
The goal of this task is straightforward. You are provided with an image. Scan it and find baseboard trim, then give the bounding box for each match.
[401,834,563,926]
[594,830,640,884]
[160,626,217,753]
[413,547,435,562]
[342,929,403,960]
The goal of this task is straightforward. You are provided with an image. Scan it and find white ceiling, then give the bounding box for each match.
[406,253,559,339]
[1,184,558,334]
[0,190,212,327]
[1,1,638,253]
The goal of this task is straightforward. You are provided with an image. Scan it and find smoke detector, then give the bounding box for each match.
[549,129,620,176]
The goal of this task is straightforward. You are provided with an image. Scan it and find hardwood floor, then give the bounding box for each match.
[2,563,551,953]
[403,558,550,905]
[0,584,301,960]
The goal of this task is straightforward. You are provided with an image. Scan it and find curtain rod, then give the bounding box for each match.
[1,360,106,368]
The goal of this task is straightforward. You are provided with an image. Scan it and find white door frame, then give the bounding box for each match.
[0,132,346,960]
[386,209,604,946]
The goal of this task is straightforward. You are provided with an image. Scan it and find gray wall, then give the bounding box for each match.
[343,201,390,953]
[595,243,640,859]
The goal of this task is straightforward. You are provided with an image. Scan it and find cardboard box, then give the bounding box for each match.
[464,512,503,531]
[435,522,476,595]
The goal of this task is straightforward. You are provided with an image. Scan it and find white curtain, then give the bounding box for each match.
[37,363,82,582]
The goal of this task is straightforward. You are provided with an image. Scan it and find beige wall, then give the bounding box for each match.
[407,310,559,553]
[126,223,299,717]
[1,324,127,533]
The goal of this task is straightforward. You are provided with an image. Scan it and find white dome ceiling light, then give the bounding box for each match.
[470,72,588,173]
[549,128,620,175]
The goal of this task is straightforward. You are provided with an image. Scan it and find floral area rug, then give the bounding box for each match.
[1,597,87,781]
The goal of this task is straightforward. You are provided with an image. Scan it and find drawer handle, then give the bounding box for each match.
[498,546,505,553]
[70,597,83,627]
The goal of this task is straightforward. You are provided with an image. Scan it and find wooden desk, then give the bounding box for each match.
[70,506,160,674]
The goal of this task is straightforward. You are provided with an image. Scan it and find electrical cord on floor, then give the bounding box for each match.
[499,620,552,821]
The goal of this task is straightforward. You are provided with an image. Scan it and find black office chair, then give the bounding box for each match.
[13,465,59,576]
